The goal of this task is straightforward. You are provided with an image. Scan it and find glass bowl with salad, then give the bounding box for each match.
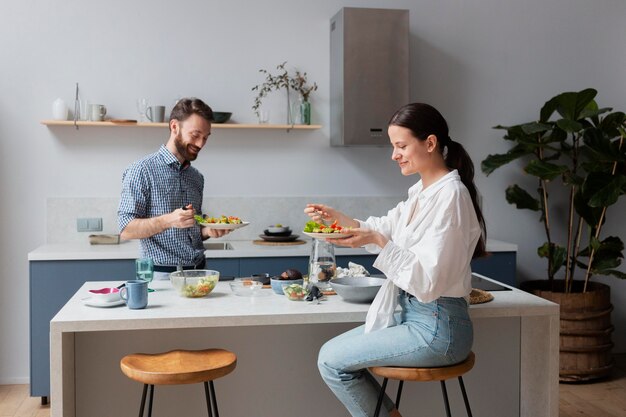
[169,270,219,298]
[282,283,308,301]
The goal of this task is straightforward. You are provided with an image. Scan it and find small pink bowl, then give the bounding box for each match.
[88,287,120,302]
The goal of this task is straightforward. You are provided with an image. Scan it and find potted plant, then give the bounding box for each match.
[481,88,626,381]
[252,61,317,125]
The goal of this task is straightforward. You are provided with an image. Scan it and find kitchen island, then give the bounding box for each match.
[50,274,557,417]
[30,239,517,401]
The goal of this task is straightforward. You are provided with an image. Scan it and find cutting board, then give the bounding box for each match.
[252,239,306,246]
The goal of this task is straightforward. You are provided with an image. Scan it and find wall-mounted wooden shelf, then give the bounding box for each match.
[41,120,321,130]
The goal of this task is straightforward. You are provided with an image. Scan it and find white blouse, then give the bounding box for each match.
[357,170,482,333]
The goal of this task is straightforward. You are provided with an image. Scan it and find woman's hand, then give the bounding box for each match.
[326,228,388,249]
[303,204,359,229]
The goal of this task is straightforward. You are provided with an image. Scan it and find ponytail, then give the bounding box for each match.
[445,140,487,259]
[389,103,487,259]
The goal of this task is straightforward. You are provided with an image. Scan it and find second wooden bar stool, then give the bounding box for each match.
[369,351,475,417]
[120,348,237,417]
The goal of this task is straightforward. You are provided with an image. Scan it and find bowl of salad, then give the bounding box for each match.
[282,283,308,301]
[169,270,219,298]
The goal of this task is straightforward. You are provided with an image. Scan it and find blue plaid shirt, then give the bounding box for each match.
[118,145,205,266]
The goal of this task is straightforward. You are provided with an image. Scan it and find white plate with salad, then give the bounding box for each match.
[195,215,249,229]
[198,221,250,230]
[303,231,353,239]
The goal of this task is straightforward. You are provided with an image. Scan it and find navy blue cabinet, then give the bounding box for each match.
[29,259,135,399]
[29,251,515,399]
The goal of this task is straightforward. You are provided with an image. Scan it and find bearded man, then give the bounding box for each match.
[118,98,229,273]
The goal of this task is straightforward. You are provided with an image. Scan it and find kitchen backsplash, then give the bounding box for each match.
[46,196,403,244]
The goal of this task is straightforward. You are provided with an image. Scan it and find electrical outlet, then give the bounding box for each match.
[77,217,102,232]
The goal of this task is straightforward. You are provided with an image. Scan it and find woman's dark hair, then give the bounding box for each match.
[169,98,213,125]
[389,103,487,258]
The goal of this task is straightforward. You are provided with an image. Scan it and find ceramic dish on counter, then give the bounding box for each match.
[267,225,290,234]
[82,297,125,308]
[258,234,300,242]
[229,279,264,296]
[88,287,121,303]
[329,277,386,303]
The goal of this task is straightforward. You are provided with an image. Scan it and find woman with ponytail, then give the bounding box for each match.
[304,103,486,417]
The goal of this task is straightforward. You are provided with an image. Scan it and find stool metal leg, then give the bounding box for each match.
[373,377,388,417]
[147,385,154,417]
[458,376,473,417]
[209,380,220,417]
[138,384,148,417]
[440,381,452,417]
[204,381,214,417]
[395,380,404,410]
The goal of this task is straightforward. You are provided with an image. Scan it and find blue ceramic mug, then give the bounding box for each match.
[119,280,148,309]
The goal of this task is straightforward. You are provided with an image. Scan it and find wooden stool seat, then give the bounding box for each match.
[370,351,475,382]
[120,348,237,417]
[369,352,476,417]
[121,348,237,386]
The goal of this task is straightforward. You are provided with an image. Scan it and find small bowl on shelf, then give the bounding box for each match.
[169,270,219,298]
[211,112,232,123]
[88,287,121,303]
[229,278,264,296]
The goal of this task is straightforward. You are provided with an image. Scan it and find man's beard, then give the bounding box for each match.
[174,132,198,161]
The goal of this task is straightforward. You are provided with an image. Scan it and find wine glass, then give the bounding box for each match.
[136,98,148,122]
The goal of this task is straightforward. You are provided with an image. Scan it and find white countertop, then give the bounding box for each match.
[29,238,517,261]
[51,274,556,333]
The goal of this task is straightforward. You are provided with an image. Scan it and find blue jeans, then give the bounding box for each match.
[317,291,473,417]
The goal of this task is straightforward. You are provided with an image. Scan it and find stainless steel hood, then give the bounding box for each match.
[330,8,409,146]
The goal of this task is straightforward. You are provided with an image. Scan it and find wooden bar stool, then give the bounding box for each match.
[369,352,475,417]
[120,348,237,417]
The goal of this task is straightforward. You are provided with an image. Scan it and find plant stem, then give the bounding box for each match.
[564,184,575,292]
[537,133,554,283]
[583,132,624,292]
[570,217,583,293]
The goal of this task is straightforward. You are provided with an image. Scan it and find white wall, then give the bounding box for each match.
[1,0,625,383]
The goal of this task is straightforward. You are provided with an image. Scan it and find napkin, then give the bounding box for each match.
[336,262,370,278]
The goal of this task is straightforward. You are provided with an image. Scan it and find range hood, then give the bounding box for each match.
[330,8,409,146]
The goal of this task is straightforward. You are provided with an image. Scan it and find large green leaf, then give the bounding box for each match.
[505,185,541,211]
[603,270,626,279]
[582,173,626,207]
[538,242,567,277]
[481,145,530,175]
[583,127,623,162]
[521,122,552,135]
[524,159,568,181]
[598,111,626,135]
[556,118,583,133]
[580,106,611,121]
[554,89,598,121]
[574,190,603,226]
[540,96,560,122]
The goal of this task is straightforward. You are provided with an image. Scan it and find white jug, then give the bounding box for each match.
[52,98,68,120]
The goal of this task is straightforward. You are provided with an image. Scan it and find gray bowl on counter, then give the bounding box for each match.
[329,277,386,303]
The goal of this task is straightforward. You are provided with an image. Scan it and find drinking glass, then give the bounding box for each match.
[258,109,270,124]
[136,98,148,122]
[135,258,154,284]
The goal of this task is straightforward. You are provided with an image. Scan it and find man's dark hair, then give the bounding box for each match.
[169,98,213,124]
